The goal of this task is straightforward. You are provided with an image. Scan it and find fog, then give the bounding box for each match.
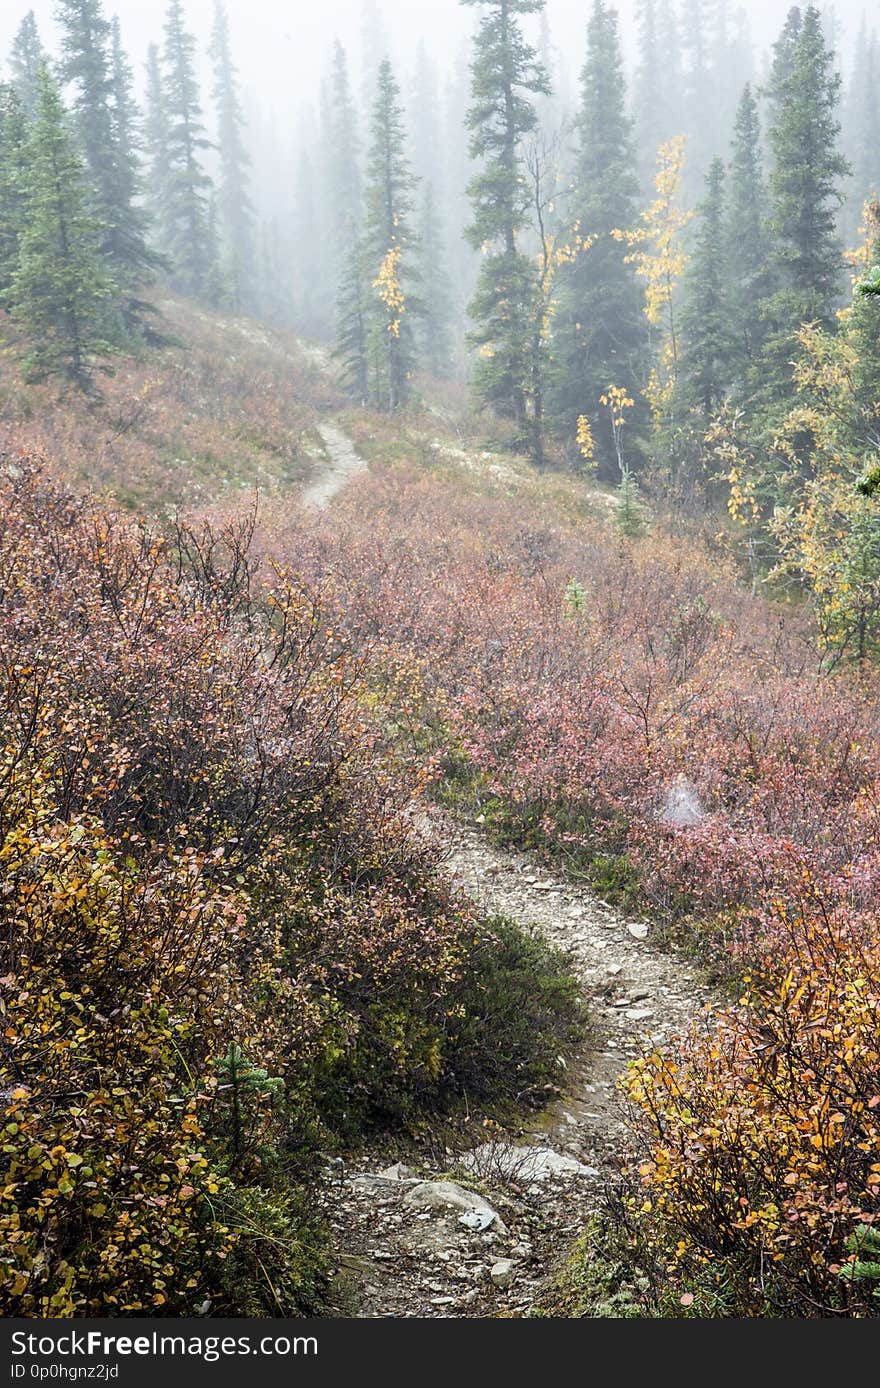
[1,0,872,128]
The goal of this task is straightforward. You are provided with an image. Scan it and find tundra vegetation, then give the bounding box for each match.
[1,0,880,1318]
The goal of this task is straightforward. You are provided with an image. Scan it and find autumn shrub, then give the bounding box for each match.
[0,454,580,1315]
[625,898,880,1316]
[267,463,880,1314]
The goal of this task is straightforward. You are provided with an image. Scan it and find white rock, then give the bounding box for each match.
[625,1008,656,1022]
[627,921,650,940]
[379,1162,415,1181]
[490,1258,516,1289]
[402,1180,507,1233]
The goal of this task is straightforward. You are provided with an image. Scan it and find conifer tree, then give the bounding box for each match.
[9,11,47,120]
[209,1,254,312]
[161,0,214,298]
[55,1,160,334]
[335,240,370,401]
[633,0,683,189]
[142,43,169,253]
[408,40,442,189]
[843,20,880,244]
[326,41,362,259]
[360,58,418,410]
[679,158,733,420]
[12,65,113,388]
[763,5,849,401]
[551,0,647,473]
[0,84,27,310]
[726,84,775,387]
[416,181,453,378]
[461,0,548,433]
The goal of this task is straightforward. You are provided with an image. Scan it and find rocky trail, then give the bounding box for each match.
[301,423,369,508]
[321,811,711,1318]
[293,407,712,1317]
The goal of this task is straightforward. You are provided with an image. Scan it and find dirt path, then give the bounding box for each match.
[301,423,369,509]
[322,811,710,1318]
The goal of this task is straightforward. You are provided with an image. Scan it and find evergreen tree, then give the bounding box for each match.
[843,19,880,245]
[361,58,419,410]
[550,0,647,473]
[12,66,113,388]
[679,157,733,420]
[408,40,442,188]
[142,43,169,252]
[850,198,880,447]
[335,239,370,401]
[161,0,214,298]
[326,41,362,258]
[55,1,159,333]
[442,39,477,363]
[291,148,327,339]
[726,83,775,387]
[0,84,27,310]
[209,0,254,312]
[416,181,453,377]
[9,11,47,119]
[461,0,549,432]
[764,5,849,392]
[633,0,683,190]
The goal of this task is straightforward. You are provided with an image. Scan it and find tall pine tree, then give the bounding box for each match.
[12,65,113,388]
[725,84,775,391]
[679,157,733,420]
[0,84,27,310]
[209,1,254,313]
[416,181,453,378]
[9,12,47,120]
[362,58,418,411]
[843,19,880,245]
[763,5,849,406]
[461,0,548,434]
[551,0,647,473]
[161,0,214,298]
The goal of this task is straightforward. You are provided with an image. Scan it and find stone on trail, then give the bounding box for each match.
[402,1180,507,1233]
[627,921,649,940]
[490,1258,516,1289]
[379,1161,415,1181]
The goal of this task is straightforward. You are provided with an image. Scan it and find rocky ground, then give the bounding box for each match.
[321,811,712,1318]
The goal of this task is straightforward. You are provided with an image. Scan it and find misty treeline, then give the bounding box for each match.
[0,1,879,489]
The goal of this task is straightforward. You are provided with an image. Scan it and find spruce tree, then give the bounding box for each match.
[335,239,370,402]
[56,1,160,335]
[679,158,733,420]
[461,0,548,432]
[0,84,27,311]
[726,84,775,388]
[326,41,362,258]
[12,65,113,388]
[142,44,169,254]
[416,181,453,378]
[763,5,849,399]
[850,199,880,447]
[550,0,647,474]
[843,20,880,245]
[633,0,683,190]
[408,40,442,189]
[361,59,419,411]
[209,1,254,313]
[9,12,47,120]
[161,0,214,298]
